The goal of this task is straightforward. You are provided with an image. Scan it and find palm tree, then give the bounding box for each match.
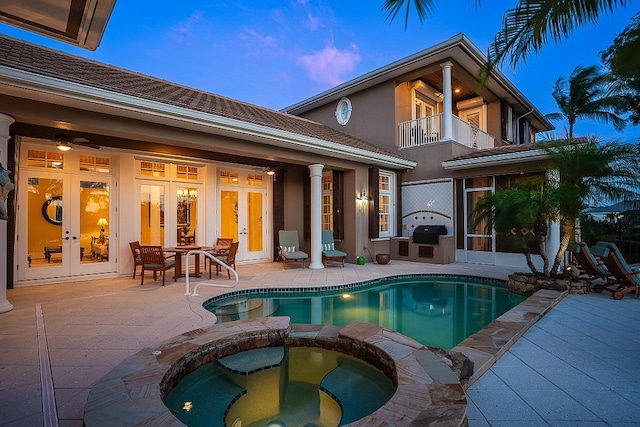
[472,138,640,276]
[382,1,630,80]
[545,65,627,139]
[542,138,640,274]
[472,175,553,277]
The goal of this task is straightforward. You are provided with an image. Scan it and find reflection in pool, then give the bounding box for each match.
[204,276,526,350]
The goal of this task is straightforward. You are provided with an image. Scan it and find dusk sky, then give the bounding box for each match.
[0,1,637,142]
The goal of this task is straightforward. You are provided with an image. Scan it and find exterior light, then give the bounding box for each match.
[56,141,72,151]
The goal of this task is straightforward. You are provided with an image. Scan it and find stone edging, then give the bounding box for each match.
[84,317,467,426]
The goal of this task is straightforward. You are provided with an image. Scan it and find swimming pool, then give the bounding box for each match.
[204,275,526,350]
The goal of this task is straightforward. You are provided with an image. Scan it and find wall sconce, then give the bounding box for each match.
[357,192,369,203]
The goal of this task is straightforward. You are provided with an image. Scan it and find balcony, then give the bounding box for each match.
[398,114,495,150]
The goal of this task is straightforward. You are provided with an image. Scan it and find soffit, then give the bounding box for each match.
[0,0,116,50]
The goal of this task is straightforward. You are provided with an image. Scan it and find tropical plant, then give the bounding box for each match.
[472,138,640,276]
[382,0,631,82]
[472,175,553,276]
[541,138,640,274]
[601,12,640,125]
[545,65,627,139]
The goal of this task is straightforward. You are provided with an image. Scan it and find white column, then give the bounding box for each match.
[308,164,324,269]
[546,169,561,267]
[0,113,15,314]
[441,61,454,141]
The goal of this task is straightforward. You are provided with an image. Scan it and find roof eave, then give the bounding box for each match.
[441,148,549,170]
[0,65,416,170]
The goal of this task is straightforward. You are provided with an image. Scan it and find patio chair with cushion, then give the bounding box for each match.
[138,245,176,286]
[208,241,239,279]
[321,229,347,267]
[572,242,613,286]
[278,230,308,268]
[591,241,640,300]
[129,241,143,279]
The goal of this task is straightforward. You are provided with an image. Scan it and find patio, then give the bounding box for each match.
[1,260,638,426]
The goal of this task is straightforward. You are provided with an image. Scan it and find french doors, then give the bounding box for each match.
[219,170,269,262]
[17,168,114,280]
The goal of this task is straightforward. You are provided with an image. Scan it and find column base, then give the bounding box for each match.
[308,261,325,270]
[0,299,14,314]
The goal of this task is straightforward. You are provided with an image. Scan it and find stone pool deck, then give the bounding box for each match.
[1,259,628,426]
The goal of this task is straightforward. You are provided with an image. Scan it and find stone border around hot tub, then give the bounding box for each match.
[83,288,567,426]
[83,317,467,426]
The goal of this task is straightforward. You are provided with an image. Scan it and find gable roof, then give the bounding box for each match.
[0,34,416,169]
[283,33,553,133]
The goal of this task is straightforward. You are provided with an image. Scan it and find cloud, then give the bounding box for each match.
[238,28,278,53]
[167,11,205,47]
[298,44,361,86]
[304,13,320,31]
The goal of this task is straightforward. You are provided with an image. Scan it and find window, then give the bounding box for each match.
[80,155,110,173]
[176,165,199,180]
[369,168,396,238]
[140,161,166,177]
[27,150,64,169]
[322,172,333,230]
[378,171,394,237]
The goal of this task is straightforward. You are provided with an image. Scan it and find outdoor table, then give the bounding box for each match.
[162,246,213,278]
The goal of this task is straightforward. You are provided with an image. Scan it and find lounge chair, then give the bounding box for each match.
[572,242,613,286]
[139,245,176,286]
[321,229,347,267]
[278,230,308,268]
[591,242,640,300]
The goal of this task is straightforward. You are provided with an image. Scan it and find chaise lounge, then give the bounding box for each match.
[591,242,640,300]
[278,230,308,268]
[321,229,347,267]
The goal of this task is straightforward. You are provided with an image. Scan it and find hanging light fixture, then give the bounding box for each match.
[55,132,73,151]
[264,166,276,176]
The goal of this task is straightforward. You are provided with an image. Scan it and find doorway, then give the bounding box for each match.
[17,146,115,280]
[218,169,269,262]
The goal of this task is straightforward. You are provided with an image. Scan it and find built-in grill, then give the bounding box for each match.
[412,225,447,244]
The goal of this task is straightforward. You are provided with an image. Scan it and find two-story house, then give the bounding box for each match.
[284,33,555,269]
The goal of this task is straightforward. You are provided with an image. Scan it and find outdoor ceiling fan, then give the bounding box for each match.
[53,131,101,151]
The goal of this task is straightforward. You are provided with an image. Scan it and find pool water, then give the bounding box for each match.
[205,276,526,350]
[164,346,395,427]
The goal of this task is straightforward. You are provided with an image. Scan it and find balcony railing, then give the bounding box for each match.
[398,114,495,150]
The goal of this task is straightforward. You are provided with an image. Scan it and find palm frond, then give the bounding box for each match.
[382,0,437,27]
[482,0,629,80]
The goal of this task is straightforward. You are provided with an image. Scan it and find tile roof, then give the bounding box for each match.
[0,34,409,163]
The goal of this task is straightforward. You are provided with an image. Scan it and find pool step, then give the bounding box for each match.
[217,346,285,374]
[320,357,395,424]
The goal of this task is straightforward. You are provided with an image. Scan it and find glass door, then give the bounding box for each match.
[464,177,495,264]
[139,182,167,246]
[218,168,269,262]
[220,188,267,262]
[18,170,114,280]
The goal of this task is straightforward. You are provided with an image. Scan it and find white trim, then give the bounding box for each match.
[0,66,416,170]
[441,148,548,170]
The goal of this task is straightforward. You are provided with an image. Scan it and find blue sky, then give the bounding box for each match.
[0,1,638,142]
